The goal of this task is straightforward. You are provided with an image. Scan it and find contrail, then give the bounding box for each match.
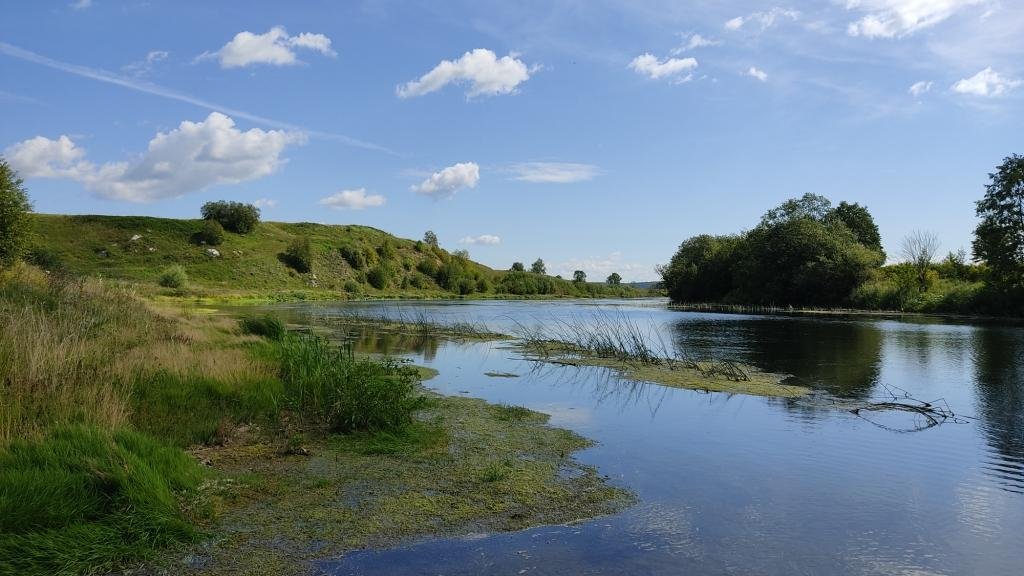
[0,41,392,154]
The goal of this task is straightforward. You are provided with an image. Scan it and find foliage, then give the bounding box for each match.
[282,236,313,273]
[367,264,391,290]
[340,244,369,270]
[158,265,188,288]
[423,230,438,247]
[658,234,743,303]
[193,219,225,246]
[497,270,555,295]
[377,238,397,261]
[531,258,546,274]
[200,201,260,234]
[974,154,1024,288]
[606,272,621,285]
[510,262,525,272]
[238,314,286,341]
[278,335,425,432]
[900,230,940,292]
[573,270,587,283]
[830,201,884,256]
[0,159,33,269]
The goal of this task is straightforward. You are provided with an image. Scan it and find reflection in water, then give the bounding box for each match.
[971,327,1024,494]
[670,316,884,399]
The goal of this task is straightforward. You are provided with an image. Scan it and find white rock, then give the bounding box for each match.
[130,234,142,242]
[205,248,221,258]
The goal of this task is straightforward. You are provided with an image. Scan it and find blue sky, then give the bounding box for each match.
[2,1,1022,281]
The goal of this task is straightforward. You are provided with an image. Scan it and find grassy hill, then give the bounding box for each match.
[28,214,650,300]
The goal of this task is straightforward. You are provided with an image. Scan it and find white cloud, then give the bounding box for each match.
[410,162,480,198]
[202,26,336,68]
[507,162,600,183]
[397,49,532,98]
[254,198,278,208]
[4,112,303,202]
[459,234,501,245]
[318,188,386,210]
[747,66,769,81]
[724,8,800,31]
[122,50,169,77]
[672,33,720,54]
[909,80,934,96]
[846,0,985,38]
[70,0,92,10]
[951,67,1021,96]
[629,53,698,81]
[552,252,653,282]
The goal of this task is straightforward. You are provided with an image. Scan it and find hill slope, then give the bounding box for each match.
[28,214,650,299]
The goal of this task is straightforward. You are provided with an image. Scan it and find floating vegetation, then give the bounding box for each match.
[321,307,509,342]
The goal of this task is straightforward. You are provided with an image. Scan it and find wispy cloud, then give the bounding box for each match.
[458,234,501,245]
[746,66,768,82]
[724,8,800,32]
[0,41,388,153]
[629,53,697,82]
[909,80,933,97]
[506,162,600,183]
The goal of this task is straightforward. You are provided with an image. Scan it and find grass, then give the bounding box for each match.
[328,307,509,341]
[238,314,287,341]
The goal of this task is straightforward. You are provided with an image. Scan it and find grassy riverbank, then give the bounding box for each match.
[0,264,630,576]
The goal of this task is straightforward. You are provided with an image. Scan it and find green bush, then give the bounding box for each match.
[193,219,225,246]
[343,279,361,293]
[0,425,204,575]
[340,245,367,270]
[283,237,313,273]
[0,159,33,269]
[367,265,390,290]
[24,247,63,272]
[416,258,438,277]
[238,315,286,341]
[200,201,260,234]
[278,335,425,432]
[157,265,187,288]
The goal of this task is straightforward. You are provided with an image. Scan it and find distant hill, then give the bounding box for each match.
[27,214,651,299]
[626,281,661,290]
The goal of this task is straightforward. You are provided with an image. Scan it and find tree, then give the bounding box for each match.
[974,154,1024,287]
[453,249,470,260]
[0,159,32,268]
[829,201,883,255]
[659,234,743,303]
[283,236,313,273]
[201,201,260,234]
[510,262,525,272]
[760,193,832,227]
[606,272,622,285]
[531,258,546,274]
[423,230,439,247]
[573,270,587,283]
[193,219,225,246]
[901,230,939,291]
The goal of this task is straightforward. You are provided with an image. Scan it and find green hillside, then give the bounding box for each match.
[27,214,649,300]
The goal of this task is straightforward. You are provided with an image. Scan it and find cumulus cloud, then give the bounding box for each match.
[672,33,720,54]
[397,49,532,98]
[951,67,1021,96]
[747,66,769,81]
[909,80,934,96]
[552,252,652,282]
[724,8,800,31]
[318,188,386,210]
[4,112,303,202]
[201,26,336,68]
[410,162,480,198]
[254,198,278,208]
[629,53,698,82]
[507,162,600,183]
[846,0,985,38]
[458,234,501,245]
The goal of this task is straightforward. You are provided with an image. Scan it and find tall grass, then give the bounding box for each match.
[279,334,425,432]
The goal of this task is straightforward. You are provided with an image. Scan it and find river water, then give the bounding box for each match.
[226,298,1024,575]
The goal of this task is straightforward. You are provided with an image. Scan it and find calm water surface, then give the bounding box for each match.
[226,299,1024,575]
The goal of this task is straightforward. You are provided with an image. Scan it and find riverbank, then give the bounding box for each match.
[0,265,631,576]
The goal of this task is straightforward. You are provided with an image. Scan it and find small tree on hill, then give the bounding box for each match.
[531,258,546,274]
[606,272,621,285]
[974,154,1024,288]
[510,262,525,272]
[573,270,587,284]
[283,236,313,273]
[201,201,260,234]
[0,158,33,268]
[423,230,439,247]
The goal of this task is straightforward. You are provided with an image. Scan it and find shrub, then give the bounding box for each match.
[193,219,225,246]
[158,265,187,288]
[0,159,33,268]
[340,245,367,270]
[238,315,286,341]
[283,237,313,273]
[475,277,491,293]
[408,274,426,289]
[278,335,425,432]
[456,277,475,295]
[25,247,63,272]
[367,265,390,290]
[343,279,361,293]
[377,238,397,261]
[416,258,439,277]
[200,201,260,234]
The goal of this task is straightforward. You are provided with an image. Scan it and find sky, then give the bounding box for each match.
[1,1,1022,281]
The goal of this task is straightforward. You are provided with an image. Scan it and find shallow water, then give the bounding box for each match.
[227,299,1024,575]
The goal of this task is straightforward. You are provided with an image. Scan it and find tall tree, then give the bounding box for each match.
[530,258,546,274]
[423,230,439,247]
[0,159,33,268]
[829,201,884,255]
[606,272,622,285]
[573,270,587,283]
[974,154,1024,287]
[901,230,939,291]
[510,262,525,272]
